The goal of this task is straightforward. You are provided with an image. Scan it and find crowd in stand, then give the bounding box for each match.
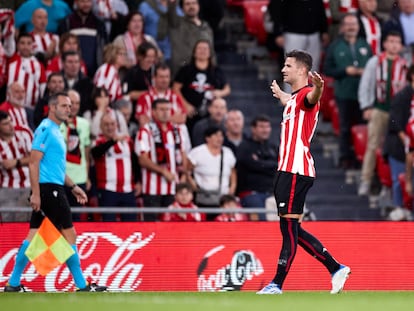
[1,0,414,222]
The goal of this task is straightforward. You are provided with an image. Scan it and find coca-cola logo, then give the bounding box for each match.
[197,245,264,292]
[0,232,155,292]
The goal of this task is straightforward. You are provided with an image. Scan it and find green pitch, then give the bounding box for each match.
[1,292,414,311]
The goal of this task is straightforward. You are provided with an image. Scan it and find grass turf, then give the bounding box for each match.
[1,291,414,311]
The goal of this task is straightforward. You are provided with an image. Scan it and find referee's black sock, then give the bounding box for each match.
[272,217,298,288]
[298,223,340,274]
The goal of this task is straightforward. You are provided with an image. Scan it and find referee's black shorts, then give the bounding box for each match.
[30,183,73,230]
[273,171,314,215]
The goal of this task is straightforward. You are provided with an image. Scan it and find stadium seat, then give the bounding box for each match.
[329,99,340,136]
[320,75,335,121]
[241,1,269,45]
[398,173,413,210]
[375,149,392,188]
[351,124,368,163]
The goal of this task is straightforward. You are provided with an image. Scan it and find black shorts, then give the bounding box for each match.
[273,171,314,215]
[30,183,73,230]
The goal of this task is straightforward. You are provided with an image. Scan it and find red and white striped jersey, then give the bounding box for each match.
[136,87,186,120]
[0,126,32,188]
[0,101,31,130]
[339,0,359,13]
[7,54,46,107]
[46,55,88,77]
[93,63,123,102]
[278,86,319,177]
[31,32,59,55]
[93,135,135,193]
[407,119,414,151]
[360,15,381,56]
[135,122,183,195]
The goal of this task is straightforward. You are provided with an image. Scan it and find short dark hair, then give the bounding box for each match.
[175,182,194,193]
[285,50,312,72]
[136,41,157,58]
[61,50,80,62]
[383,30,403,41]
[48,92,68,107]
[0,110,9,122]
[152,98,171,110]
[154,62,171,75]
[47,72,64,83]
[203,125,223,139]
[219,194,238,206]
[250,114,271,127]
[17,32,32,42]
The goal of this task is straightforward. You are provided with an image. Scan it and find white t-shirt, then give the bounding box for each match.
[188,144,236,194]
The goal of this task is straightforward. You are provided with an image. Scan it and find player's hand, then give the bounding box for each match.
[30,193,41,212]
[72,186,88,205]
[309,71,324,89]
[270,80,290,106]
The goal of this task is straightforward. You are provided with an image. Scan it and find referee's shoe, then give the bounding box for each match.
[77,283,107,292]
[4,284,27,292]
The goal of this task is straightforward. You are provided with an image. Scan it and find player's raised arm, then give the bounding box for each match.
[270,80,290,106]
[306,71,324,105]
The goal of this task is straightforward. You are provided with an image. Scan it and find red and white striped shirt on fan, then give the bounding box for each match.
[136,87,186,120]
[0,126,32,188]
[93,136,135,193]
[0,102,31,130]
[135,122,183,195]
[278,86,319,178]
[31,32,59,56]
[360,15,381,55]
[93,63,123,102]
[7,55,46,108]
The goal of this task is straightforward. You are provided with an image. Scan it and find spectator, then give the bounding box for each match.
[125,41,158,102]
[58,0,108,76]
[383,65,414,217]
[215,194,248,222]
[7,32,47,109]
[135,62,191,151]
[325,0,359,41]
[161,182,204,221]
[60,90,91,221]
[46,32,88,76]
[61,51,94,115]
[358,31,407,196]
[30,8,59,65]
[0,110,32,222]
[168,0,214,77]
[113,97,139,138]
[91,110,139,221]
[357,0,383,56]
[92,0,129,40]
[0,82,33,130]
[138,0,183,63]
[223,109,246,155]
[0,9,16,99]
[135,98,187,221]
[173,39,230,133]
[324,13,372,169]
[191,97,227,147]
[113,12,160,68]
[93,43,127,103]
[33,72,65,127]
[15,0,71,34]
[382,0,414,50]
[267,0,329,73]
[187,126,237,220]
[236,115,278,221]
[84,86,128,138]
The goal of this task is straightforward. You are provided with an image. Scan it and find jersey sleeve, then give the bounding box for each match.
[31,125,49,153]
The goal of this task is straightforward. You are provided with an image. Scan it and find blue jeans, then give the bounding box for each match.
[97,189,137,221]
[388,156,405,207]
[240,192,272,221]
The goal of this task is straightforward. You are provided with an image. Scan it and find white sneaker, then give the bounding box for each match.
[358,181,370,196]
[330,265,351,294]
[256,282,282,294]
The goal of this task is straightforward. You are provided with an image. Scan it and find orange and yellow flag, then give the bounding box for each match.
[25,217,75,276]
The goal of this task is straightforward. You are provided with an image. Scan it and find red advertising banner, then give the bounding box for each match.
[1,222,414,292]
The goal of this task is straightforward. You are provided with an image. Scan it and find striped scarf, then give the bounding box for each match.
[0,9,15,87]
[376,53,407,104]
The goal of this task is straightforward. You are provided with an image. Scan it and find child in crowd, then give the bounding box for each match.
[162,182,205,221]
[215,195,248,222]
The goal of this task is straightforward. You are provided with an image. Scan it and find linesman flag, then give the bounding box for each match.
[25,217,75,276]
